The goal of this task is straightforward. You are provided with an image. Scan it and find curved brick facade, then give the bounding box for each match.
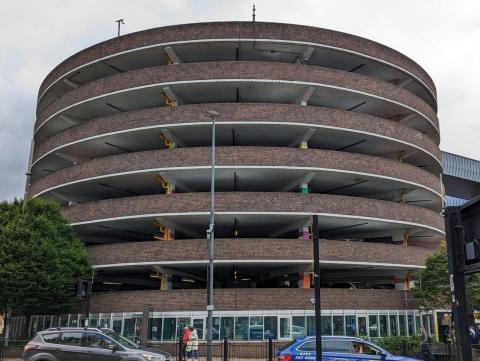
[88,239,432,267]
[29,21,442,321]
[38,22,436,102]
[30,147,442,197]
[35,61,438,137]
[33,103,441,164]
[62,192,444,233]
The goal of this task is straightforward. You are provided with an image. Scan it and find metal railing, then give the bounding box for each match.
[3,338,480,361]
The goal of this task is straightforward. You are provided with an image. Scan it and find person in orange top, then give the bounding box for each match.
[182,326,191,361]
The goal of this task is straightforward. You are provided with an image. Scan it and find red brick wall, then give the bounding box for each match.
[36,62,437,133]
[88,238,432,267]
[61,192,445,234]
[38,22,436,102]
[33,104,441,163]
[30,146,441,197]
[77,288,419,313]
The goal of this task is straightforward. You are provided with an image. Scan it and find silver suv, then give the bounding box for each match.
[22,327,171,361]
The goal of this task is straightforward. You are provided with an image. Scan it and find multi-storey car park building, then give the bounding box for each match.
[22,22,445,342]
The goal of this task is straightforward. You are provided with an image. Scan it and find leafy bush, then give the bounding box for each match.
[372,335,422,356]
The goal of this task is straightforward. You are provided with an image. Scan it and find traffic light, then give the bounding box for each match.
[76,279,92,300]
[465,240,480,264]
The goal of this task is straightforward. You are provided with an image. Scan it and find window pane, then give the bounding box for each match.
[177,317,191,339]
[90,317,98,328]
[422,315,428,331]
[369,315,378,338]
[399,315,406,336]
[280,318,290,339]
[149,318,162,341]
[415,315,421,334]
[163,318,177,341]
[193,319,204,339]
[345,316,356,336]
[408,315,414,336]
[357,317,367,337]
[60,315,68,327]
[69,315,79,327]
[42,333,59,344]
[99,317,111,329]
[292,316,306,338]
[59,332,83,346]
[389,315,398,336]
[37,318,44,332]
[212,317,220,340]
[379,315,388,337]
[428,314,434,335]
[123,318,136,340]
[307,316,316,336]
[249,316,263,340]
[321,316,332,335]
[112,319,122,334]
[235,317,249,340]
[264,316,277,339]
[333,316,344,336]
[85,332,115,349]
[221,317,234,340]
[44,317,51,329]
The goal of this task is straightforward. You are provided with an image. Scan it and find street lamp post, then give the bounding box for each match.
[312,215,322,361]
[206,110,219,361]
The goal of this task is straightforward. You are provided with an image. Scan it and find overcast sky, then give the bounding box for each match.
[0,0,478,200]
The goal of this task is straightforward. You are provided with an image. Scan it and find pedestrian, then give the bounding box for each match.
[420,326,432,361]
[475,324,480,347]
[187,326,199,361]
[182,326,190,361]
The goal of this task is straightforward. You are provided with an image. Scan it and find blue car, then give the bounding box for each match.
[277,336,420,361]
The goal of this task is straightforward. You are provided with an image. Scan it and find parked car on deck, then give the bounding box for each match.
[277,336,420,361]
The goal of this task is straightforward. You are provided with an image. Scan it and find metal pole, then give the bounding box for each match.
[206,111,219,361]
[312,215,322,361]
[116,19,124,37]
[445,206,472,361]
[84,270,94,327]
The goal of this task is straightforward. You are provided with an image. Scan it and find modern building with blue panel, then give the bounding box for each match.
[443,152,480,206]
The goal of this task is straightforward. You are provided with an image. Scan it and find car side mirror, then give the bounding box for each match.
[108,344,119,352]
[379,352,387,360]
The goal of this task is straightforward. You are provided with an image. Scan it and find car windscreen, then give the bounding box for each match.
[278,340,297,352]
[104,331,140,349]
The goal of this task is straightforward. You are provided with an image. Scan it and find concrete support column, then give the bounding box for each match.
[394,276,410,290]
[299,226,310,240]
[391,229,404,245]
[298,272,311,288]
[160,273,172,290]
[299,182,309,194]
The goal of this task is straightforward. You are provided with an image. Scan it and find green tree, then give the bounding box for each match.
[0,198,91,335]
[413,242,480,311]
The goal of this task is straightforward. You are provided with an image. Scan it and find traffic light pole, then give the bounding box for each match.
[445,206,472,361]
[312,215,322,361]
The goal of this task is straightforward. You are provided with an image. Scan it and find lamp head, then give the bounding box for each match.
[207,111,220,118]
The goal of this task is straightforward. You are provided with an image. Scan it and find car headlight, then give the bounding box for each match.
[142,354,165,361]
